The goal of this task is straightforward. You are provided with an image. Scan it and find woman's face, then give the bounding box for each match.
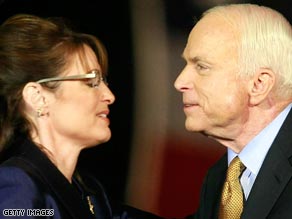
[47,45,115,148]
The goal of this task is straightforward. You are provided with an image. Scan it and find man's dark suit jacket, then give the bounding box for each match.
[193,108,292,219]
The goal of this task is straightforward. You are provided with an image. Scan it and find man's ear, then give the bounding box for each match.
[248,68,275,106]
[22,82,49,117]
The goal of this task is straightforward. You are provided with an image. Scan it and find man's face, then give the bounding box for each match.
[174,14,250,141]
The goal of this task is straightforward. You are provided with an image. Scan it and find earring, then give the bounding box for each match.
[37,108,43,117]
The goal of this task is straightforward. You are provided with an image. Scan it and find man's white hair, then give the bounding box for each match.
[203,4,292,98]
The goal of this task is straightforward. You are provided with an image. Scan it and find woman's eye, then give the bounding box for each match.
[102,77,108,86]
[90,83,99,88]
[86,79,99,88]
[85,75,107,88]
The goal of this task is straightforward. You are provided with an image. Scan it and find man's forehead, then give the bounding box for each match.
[186,15,238,50]
[182,17,239,63]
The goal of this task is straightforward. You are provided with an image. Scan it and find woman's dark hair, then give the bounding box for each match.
[0,14,108,151]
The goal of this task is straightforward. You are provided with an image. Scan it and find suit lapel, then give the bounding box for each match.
[241,109,292,219]
[203,154,227,219]
[18,139,95,219]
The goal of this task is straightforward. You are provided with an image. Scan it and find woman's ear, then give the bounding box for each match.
[22,82,49,117]
[248,68,275,106]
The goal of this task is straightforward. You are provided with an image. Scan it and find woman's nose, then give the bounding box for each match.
[101,82,115,104]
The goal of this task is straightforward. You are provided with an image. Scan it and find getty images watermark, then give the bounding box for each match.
[3,209,54,217]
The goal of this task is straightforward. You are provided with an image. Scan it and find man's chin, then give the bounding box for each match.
[185,124,204,133]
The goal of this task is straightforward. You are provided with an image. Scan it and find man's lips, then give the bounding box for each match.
[183,103,199,113]
[183,103,199,107]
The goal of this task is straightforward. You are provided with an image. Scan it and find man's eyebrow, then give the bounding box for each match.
[190,56,201,63]
[181,54,202,63]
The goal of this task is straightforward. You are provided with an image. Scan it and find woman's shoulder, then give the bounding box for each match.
[0,160,38,189]
[0,160,43,206]
[0,157,53,208]
[0,157,63,218]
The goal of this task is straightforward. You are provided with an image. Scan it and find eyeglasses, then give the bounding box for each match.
[36,69,107,88]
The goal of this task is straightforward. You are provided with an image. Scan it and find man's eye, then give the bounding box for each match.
[196,63,208,71]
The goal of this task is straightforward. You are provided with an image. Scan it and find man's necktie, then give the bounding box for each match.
[219,156,245,219]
